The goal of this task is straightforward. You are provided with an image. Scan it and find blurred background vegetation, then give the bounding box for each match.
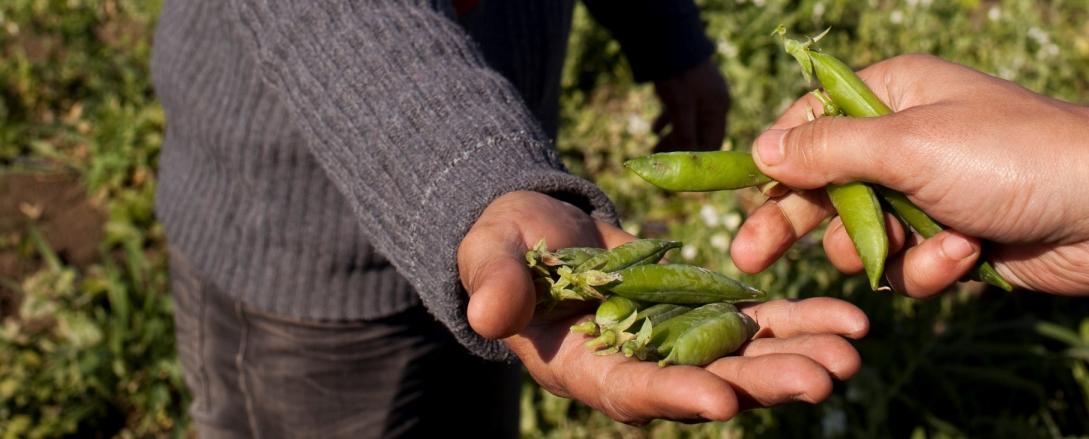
[2,0,1089,437]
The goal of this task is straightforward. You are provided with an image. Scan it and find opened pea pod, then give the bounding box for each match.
[527,239,768,365]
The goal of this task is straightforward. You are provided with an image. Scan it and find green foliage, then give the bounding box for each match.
[3,0,1089,438]
[543,0,1089,437]
[0,0,184,437]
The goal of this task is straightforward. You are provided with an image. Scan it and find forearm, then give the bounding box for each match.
[226,0,617,359]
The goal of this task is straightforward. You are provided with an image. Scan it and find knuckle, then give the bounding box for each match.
[889,53,940,70]
[793,118,837,172]
[779,355,833,402]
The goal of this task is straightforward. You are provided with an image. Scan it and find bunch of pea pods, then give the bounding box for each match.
[526,239,765,367]
[624,26,1012,292]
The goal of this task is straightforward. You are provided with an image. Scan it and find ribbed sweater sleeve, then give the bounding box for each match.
[582,0,715,82]
[224,0,618,361]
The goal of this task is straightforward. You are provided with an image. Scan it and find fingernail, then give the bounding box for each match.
[941,234,977,260]
[755,129,787,166]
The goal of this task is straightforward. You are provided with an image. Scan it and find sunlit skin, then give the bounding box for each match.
[733,54,1089,297]
[458,191,868,424]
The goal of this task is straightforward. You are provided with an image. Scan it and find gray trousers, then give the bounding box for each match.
[170,253,522,438]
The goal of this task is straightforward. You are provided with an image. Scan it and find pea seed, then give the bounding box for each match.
[595,296,642,329]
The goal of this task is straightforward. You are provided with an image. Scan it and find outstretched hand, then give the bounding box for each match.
[732,54,1089,296]
[459,191,868,424]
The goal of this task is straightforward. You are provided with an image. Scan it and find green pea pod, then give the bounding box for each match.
[876,187,1013,291]
[574,239,681,273]
[649,303,738,355]
[621,305,693,358]
[660,310,758,367]
[779,30,891,289]
[635,303,694,326]
[544,247,605,268]
[595,296,642,329]
[809,51,892,118]
[623,151,772,192]
[605,264,765,304]
[650,303,759,367]
[827,182,888,290]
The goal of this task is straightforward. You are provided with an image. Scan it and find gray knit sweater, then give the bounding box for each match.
[151,0,712,360]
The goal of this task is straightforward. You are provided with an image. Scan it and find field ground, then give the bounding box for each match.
[3,0,1089,437]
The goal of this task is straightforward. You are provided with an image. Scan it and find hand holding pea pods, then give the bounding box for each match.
[625,28,1017,293]
[462,192,870,423]
[732,40,1089,296]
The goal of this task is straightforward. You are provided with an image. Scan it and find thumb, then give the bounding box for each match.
[458,228,536,340]
[753,115,909,190]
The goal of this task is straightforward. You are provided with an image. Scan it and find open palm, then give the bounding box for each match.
[459,191,868,424]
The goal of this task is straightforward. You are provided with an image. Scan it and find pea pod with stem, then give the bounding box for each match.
[620,304,694,357]
[526,240,605,281]
[574,239,681,273]
[777,25,1015,291]
[581,296,643,355]
[776,27,891,290]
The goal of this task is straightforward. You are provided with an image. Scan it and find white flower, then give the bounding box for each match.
[681,245,698,261]
[700,204,720,227]
[813,2,825,18]
[890,10,904,25]
[1028,27,1050,45]
[626,114,649,136]
[722,212,742,230]
[717,40,738,58]
[710,233,731,251]
[988,6,1002,22]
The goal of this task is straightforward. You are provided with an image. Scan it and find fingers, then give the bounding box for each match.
[459,224,536,339]
[751,54,976,193]
[738,335,861,380]
[769,90,829,130]
[705,354,833,407]
[884,230,981,298]
[754,114,917,190]
[595,220,637,249]
[740,298,870,340]
[731,190,834,273]
[591,361,740,423]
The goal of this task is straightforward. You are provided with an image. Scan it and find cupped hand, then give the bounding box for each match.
[459,191,868,424]
[652,60,732,152]
[732,54,1089,296]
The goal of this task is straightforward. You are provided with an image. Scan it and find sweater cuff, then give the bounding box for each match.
[408,134,618,362]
